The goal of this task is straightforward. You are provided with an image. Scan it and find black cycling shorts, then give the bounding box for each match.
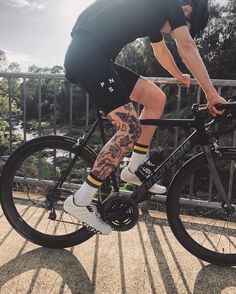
[64,30,140,115]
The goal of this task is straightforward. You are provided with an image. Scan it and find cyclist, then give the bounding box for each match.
[64,0,226,234]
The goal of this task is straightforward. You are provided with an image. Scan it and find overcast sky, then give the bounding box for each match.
[0,0,94,71]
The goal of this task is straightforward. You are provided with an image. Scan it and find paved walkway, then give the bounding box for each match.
[0,207,236,294]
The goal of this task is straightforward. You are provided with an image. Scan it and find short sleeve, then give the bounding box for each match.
[165,0,187,31]
[149,31,163,43]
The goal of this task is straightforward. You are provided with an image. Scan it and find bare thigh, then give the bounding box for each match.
[130,77,166,116]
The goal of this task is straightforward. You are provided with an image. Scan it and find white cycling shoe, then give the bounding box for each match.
[121,167,167,194]
[64,196,112,235]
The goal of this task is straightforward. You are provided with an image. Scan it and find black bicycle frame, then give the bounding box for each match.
[56,107,231,209]
[133,116,232,209]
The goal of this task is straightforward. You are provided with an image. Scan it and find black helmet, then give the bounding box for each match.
[180,0,209,38]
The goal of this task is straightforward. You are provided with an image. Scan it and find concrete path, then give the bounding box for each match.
[0,207,236,294]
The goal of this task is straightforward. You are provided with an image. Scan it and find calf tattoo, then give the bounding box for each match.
[91,103,141,179]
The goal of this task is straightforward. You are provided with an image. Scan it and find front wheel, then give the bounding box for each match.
[167,148,236,266]
[0,136,111,248]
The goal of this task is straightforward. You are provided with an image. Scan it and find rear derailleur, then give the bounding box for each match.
[44,186,73,221]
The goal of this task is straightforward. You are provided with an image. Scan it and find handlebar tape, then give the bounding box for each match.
[215,102,236,111]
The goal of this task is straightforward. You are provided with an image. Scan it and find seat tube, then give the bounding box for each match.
[202,145,232,208]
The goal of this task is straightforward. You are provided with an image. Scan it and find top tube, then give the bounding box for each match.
[140,118,196,128]
[141,102,236,128]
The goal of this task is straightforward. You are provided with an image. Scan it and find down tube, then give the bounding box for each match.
[139,130,200,193]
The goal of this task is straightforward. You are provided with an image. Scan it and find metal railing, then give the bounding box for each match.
[1,72,236,151]
[1,72,236,207]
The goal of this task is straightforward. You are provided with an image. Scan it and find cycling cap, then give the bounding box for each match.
[180,0,209,38]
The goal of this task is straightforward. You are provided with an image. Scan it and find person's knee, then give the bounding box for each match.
[158,91,167,106]
[131,78,166,109]
[145,89,166,116]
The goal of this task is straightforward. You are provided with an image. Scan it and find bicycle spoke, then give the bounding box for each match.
[1,137,107,248]
[188,217,217,238]
[45,218,51,234]
[182,207,220,223]
[169,150,236,264]
[215,221,227,253]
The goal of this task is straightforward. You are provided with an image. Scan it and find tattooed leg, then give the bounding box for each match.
[91,102,141,180]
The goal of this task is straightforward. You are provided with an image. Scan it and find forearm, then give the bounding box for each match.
[177,40,218,97]
[155,49,183,80]
[153,45,182,80]
[171,26,226,116]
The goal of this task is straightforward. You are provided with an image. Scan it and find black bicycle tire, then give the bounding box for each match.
[167,148,236,266]
[0,135,110,248]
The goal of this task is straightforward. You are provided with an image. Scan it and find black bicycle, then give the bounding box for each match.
[1,100,236,266]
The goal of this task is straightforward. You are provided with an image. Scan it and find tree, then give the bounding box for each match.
[198,0,236,79]
[0,50,7,71]
[51,65,64,74]
[8,62,21,73]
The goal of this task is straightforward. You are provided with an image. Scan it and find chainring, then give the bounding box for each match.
[101,196,139,231]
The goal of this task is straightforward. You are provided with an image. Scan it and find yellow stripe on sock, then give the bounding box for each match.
[87,175,102,187]
[134,145,149,153]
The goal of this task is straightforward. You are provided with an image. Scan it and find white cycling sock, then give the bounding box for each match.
[128,143,149,173]
[73,173,103,206]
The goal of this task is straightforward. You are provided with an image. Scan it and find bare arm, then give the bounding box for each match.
[152,41,182,80]
[172,26,226,115]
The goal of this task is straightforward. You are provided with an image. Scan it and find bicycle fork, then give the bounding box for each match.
[202,145,234,212]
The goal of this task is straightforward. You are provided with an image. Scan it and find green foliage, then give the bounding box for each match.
[8,62,21,73]
[197,0,236,79]
[18,156,54,179]
[0,50,7,71]
[122,183,134,191]
[0,94,21,147]
[0,95,9,145]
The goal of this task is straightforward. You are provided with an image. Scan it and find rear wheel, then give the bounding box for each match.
[0,136,111,248]
[167,148,236,266]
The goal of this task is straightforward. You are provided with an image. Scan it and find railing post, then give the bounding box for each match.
[69,83,73,136]
[38,79,42,136]
[86,93,89,128]
[53,79,57,135]
[228,130,236,201]
[197,86,201,103]
[8,78,13,152]
[174,85,181,149]
[23,78,27,142]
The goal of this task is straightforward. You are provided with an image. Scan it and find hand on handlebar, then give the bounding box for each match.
[207,95,227,117]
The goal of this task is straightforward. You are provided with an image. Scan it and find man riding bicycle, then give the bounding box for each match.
[64,0,226,234]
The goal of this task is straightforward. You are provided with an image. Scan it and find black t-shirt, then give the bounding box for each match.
[72,0,187,58]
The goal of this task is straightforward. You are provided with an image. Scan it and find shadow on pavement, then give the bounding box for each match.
[0,247,93,294]
[140,209,236,294]
[193,264,236,294]
[140,210,189,294]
